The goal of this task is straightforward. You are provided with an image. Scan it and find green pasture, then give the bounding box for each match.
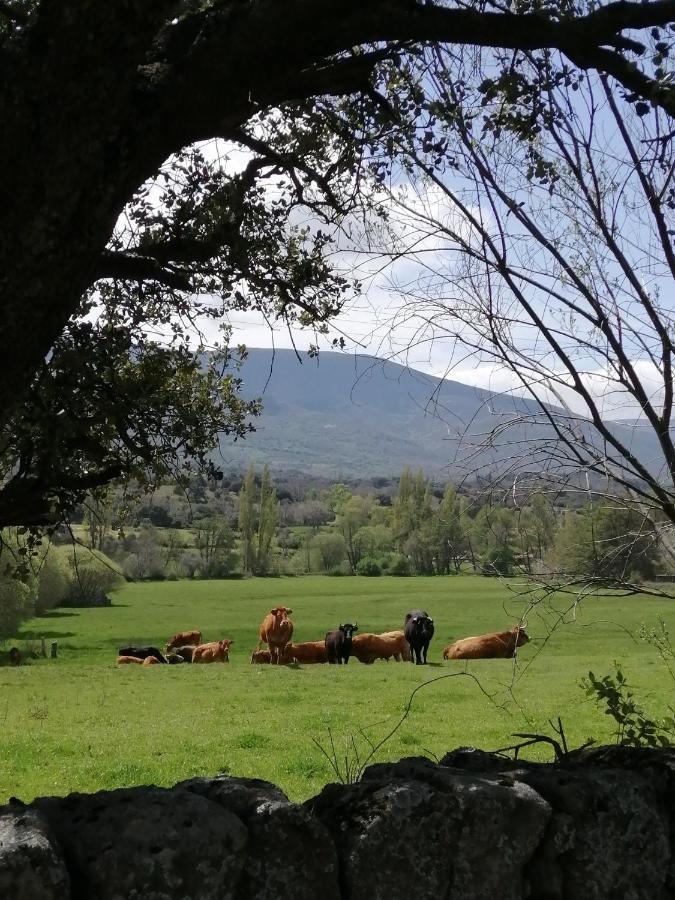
[0,575,672,803]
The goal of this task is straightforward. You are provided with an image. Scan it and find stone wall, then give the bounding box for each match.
[1,746,673,899]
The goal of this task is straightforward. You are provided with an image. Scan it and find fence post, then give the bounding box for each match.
[50,641,57,659]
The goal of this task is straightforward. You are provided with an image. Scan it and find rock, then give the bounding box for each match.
[519,766,671,900]
[0,809,70,900]
[309,756,551,900]
[33,785,247,900]
[182,775,340,900]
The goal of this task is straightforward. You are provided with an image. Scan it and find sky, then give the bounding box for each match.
[123,131,672,426]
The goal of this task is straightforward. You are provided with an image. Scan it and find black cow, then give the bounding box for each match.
[165,652,186,664]
[325,623,358,665]
[404,610,435,665]
[173,645,195,663]
[117,645,168,664]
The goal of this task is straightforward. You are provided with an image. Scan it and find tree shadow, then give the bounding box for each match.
[18,630,77,639]
[35,610,79,620]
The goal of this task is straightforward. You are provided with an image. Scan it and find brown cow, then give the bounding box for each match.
[192,640,233,663]
[288,640,328,664]
[142,655,161,666]
[443,626,530,660]
[251,646,292,664]
[258,607,293,664]
[117,655,144,665]
[165,630,202,652]
[352,631,410,664]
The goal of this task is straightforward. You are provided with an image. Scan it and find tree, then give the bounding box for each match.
[311,531,348,574]
[1,1,673,529]
[238,465,279,575]
[553,503,660,581]
[195,517,238,578]
[372,39,675,582]
[336,495,376,572]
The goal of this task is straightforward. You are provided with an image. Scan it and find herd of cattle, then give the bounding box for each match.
[116,606,530,667]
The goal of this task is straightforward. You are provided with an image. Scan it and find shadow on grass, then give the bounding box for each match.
[19,630,78,640]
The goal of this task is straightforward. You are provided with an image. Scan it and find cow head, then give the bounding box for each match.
[270,607,292,619]
[219,639,233,660]
[339,622,358,640]
[513,625,530,646]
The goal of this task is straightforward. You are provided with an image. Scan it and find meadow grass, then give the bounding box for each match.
[0,575,672,803]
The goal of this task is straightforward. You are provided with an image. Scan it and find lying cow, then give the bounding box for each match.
[351,630,409,664]
[192,640,232,663]
[443,626,530,660]
[404,609,435,665]
[173,645,196,663]
[165,630,202,652]
[117,655,143,665]
[287,641,328,664]
[258,607,293,664]
[118,646,168,664]
[250,646,294,664]
[325,623,358,665]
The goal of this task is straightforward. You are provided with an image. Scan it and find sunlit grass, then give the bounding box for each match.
[0,575,671,802]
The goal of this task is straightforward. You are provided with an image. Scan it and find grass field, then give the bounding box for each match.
[0,575,672,803]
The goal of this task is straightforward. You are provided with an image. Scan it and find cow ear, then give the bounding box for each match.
[429,618,434,624]
[270,608,277,615]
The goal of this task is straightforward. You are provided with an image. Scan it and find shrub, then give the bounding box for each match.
[0,578,35,640]
[60,549,124,607]
[35,549,71,614]
[481,548,516,576]
[356,557,382,577]
[387,553,411,576]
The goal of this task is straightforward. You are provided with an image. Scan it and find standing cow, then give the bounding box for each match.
[325,623,358,665]
[258,607,293,664]
[404,609,435,665]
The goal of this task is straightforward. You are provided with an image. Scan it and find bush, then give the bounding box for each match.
[35,549,71,614]
[60,549,124,607]
[387,553,411,576]
[356,556,382,577]
[0,578,35,640]
[481,548,516,576]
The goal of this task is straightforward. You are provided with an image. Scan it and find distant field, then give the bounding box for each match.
[0,575,672,803]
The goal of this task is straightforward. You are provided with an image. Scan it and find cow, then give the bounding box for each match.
[404,609,435,665]
[258,607,293,664]
[443,626,530,660]
[287,641,328,664]
[377,630,411,661]
[8,647,20,666]
[117,645,168,663]
[117,655,143,665]
[351,631,409,664]
[165,652,185,664]
[174,645,196,663]
[192,640,233,663]
[142,655,161,666]
[251,646,293,664]
[325,623,358,665]
[165,630,202,652]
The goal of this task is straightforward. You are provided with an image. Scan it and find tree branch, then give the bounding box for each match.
[96,250,192,291]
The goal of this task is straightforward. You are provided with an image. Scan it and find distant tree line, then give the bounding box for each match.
[0,463,665,639]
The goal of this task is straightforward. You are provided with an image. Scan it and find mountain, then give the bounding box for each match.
[215,348,661,480]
